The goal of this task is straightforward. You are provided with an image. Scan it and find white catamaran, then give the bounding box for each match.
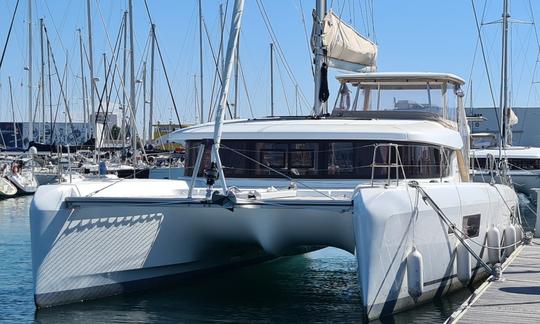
[30,0,521,320]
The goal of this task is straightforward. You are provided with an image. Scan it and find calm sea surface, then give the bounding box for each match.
[1,195,534,323]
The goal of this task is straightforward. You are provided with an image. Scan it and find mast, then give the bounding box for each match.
[211,0,245,193]
[40,18,45,143]
[129,0,137,156]
[122,10,127,154]
[102,53,109,146]
[86,0,96,142]
[499,0,510,148]
[198,0,204,124]
[220,3,225,79]
[78,28,88,141]
[27,0,33,145]
[142,61,147,145]
[9,77,17,148]
[149,24,155,145]
[233,36,239,119]
[313,0,327,116]
[46,35,53,144]
[270,42,274,117]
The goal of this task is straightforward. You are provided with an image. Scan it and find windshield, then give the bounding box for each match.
[334,81,459,123]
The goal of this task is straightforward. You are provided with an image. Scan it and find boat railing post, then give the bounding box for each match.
[394,144,400,186]
[387,145,391,186]
[66,145,72,183]
[532,188,540,238]
[188,143,205,199]
[370,144,377,187]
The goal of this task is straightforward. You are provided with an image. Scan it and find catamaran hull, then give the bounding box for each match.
[31,179,518,320]
[353,182,518,320]
[30,181,355,308]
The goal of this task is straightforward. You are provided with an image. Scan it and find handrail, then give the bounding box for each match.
[370,143,403,187]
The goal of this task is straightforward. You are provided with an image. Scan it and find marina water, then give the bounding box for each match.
[2,195,534,323]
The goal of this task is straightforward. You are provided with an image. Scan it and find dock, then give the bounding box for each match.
[447,239,540,323]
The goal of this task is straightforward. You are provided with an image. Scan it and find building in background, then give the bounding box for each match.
[151,122,190,151]
[466,107,540,147]
[0,121,89,148]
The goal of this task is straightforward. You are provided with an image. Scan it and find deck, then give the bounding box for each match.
[446,239,540,323]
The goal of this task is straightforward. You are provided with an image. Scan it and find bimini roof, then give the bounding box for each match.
[165,118,463,149]
[336,72,465,85]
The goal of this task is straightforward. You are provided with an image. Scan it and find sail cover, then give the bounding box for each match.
[314,10,377,72]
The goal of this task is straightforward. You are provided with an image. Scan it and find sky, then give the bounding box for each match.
[0,0,539,131]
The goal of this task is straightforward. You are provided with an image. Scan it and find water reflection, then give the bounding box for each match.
[35,249,364,323]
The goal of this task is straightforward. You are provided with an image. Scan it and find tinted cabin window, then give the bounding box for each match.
[185,140,452,179]
[471,157,540,170]
[508,158,540,170]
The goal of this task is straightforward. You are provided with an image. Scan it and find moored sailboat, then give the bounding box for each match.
[0,176,17,198]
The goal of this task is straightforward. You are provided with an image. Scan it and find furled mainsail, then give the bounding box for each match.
[312,10,377,72]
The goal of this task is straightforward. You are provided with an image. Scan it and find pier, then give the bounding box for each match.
[447,238,540,323]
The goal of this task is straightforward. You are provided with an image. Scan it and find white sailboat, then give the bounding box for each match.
[470,0,540,199]
[30,0,520,320]
[6,160,38,195]
[0,176,17,198]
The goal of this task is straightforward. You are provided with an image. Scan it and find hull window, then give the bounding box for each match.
[462,214,481,238]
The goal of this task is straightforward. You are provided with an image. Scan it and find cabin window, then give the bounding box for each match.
[462,214,481,238]
[185,140,453,180]
[508,158,540,170]
[471,157,540,171]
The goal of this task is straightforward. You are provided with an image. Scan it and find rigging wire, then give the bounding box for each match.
[143,0,182,127]
[276,58,293,115]
[95,15,125,149]
[470,0,501,137]
[202,16,233,121]
[93,0,148,158]
[296,0,314,76]
[0,0,20,71]
[238,59,255,118]
[368,0,376,42]
[465,0,488,105]
[43,25,75,133]
[255,0,311,112]
[526,0,540,106]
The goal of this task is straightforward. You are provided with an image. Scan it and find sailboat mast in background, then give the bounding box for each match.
[27,0,33,145]
[86,0,96,144]
[500,0,510,148]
